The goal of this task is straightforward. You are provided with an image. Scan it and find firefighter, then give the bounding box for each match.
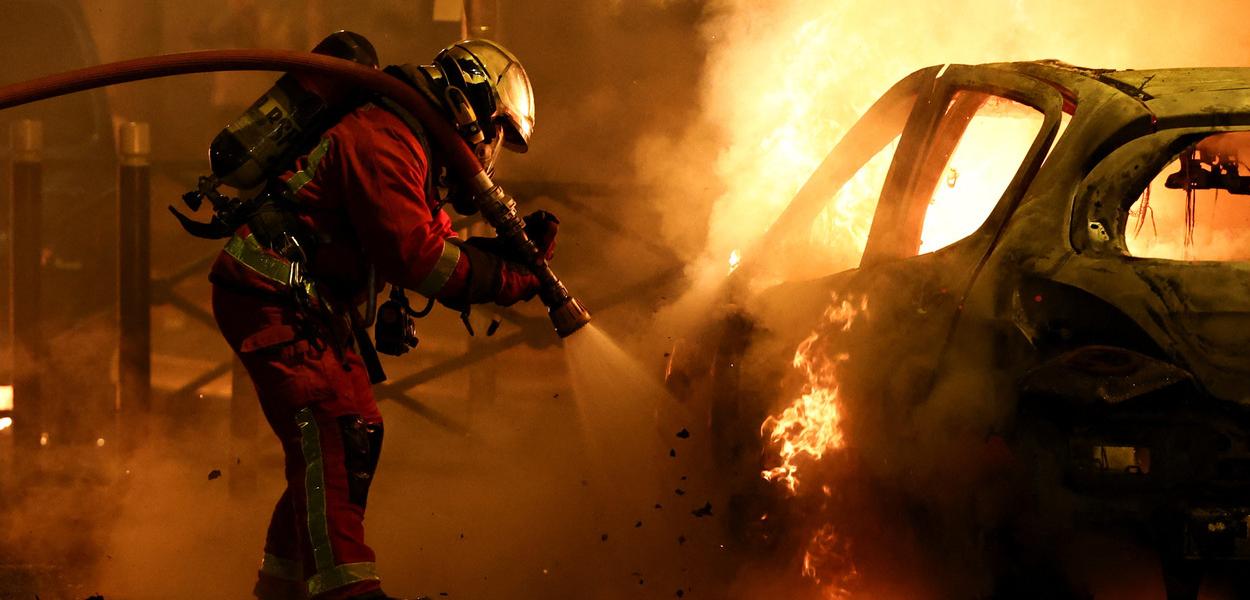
[209,39,554,600]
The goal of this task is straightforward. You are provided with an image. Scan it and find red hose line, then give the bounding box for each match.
[0,49,487,188]
[0,48,592,335]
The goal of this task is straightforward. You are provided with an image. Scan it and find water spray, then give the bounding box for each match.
[0,49,592,338]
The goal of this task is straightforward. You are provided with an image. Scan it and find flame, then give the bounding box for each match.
[728,248,742,274]
[0,417,11,432]
[803,524,859,599]
[761,295,865,493]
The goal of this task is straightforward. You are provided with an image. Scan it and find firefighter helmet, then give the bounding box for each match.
[422,38,535,155]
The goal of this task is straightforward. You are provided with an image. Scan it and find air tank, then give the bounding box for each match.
[209,31,378,189]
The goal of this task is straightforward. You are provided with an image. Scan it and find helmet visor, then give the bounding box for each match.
[496,63,534,153]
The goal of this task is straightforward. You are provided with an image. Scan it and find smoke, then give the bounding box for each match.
[648,0,1250,297]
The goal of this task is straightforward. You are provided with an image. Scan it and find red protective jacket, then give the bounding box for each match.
[210,102,476,308]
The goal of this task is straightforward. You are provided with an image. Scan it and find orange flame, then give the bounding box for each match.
[803,524,859,599]
[761,295,865,493]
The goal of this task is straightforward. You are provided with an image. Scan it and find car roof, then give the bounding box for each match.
[1104,67,1250,96]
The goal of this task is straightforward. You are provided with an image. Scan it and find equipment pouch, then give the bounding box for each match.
[337,415,384,509]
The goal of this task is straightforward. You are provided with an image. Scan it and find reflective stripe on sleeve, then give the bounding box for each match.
[414,238,462,297]
[306,562,381,597]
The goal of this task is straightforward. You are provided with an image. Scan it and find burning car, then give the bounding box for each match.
[676,61,1250,599]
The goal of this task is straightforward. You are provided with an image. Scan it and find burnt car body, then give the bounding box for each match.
[686,62,1250,599]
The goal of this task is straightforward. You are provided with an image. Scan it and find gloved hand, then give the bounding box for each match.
[461,210,559,263]
[523,210,559,261]
[442,241,542,309]
[494,260,541,307]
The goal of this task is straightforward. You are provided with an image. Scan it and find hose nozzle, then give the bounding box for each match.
[549,295,591,337]
[472,181,592,338]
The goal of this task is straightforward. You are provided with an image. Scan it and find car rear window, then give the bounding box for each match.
[1125,132,1250,261]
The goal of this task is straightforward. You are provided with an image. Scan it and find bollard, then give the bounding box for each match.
[9,119,42,452]
[117,122,151,416]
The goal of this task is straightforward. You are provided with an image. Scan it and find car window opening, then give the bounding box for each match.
[918,93,1045,254]
[796,135,901,280]
[1126,132,1250,261]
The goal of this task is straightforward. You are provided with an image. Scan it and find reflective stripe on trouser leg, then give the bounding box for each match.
[295,407,381,596]
[260,552,303,581]
[261,487,302,581]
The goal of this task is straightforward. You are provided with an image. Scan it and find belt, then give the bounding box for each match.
[224,233,320,301]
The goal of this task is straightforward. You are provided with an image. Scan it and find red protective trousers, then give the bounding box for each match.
[214,285,383,600]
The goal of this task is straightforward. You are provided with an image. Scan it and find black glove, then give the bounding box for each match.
[523,210,559,261]
[462,210,560,263]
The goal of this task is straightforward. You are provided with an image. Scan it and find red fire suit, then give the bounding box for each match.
[211,102,539,599]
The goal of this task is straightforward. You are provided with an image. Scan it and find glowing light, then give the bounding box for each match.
[919,97,1044,253]
[761,295,865,493]
[96,437,106,448]
[0,385,11,411]
[802,524,859,599]
[727,249,742,274]
[0,417,11,432]
[39,431,49,446]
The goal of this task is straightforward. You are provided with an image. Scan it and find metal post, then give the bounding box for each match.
[230,357,259,496]
[117,122,151,416]
[462,0,500,39]
[9,119,42,452]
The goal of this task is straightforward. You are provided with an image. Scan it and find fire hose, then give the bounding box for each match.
[0,49,591,337]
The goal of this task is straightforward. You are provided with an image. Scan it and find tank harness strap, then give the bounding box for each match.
[285,137,332,195]
[372,95,441,206]
[374,96,431,157]
[224,232,320,302]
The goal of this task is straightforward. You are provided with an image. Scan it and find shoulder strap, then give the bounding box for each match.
[373,94,447,215]
[373,95,434,163]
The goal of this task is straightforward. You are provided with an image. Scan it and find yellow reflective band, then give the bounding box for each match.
[414,238,462,297]
[259,553,302,582]
[223,234,318,300]
[286,138,331,194]
[295,408,335,574]
[306,562,380,596]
